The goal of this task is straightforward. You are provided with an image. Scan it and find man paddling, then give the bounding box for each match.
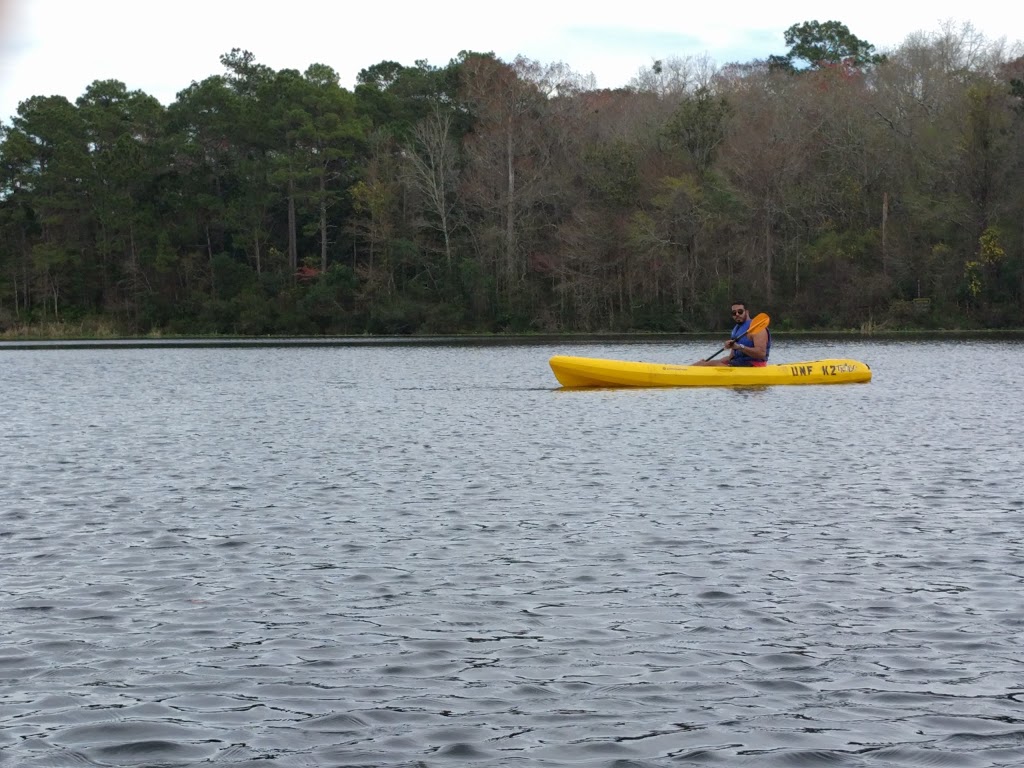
[693,302,771,366]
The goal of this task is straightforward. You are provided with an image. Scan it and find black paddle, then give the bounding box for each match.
[704,312,770,362]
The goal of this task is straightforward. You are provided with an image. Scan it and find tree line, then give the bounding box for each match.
[1,20,1022,336]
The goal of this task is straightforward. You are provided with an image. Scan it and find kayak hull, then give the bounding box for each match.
[550,356,872,388]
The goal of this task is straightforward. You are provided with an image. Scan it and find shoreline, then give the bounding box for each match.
[2,328,1021,350]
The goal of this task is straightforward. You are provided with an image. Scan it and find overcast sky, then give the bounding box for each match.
[0,0,1019,125]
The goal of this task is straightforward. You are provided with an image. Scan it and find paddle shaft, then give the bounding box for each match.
[705,313,770,362]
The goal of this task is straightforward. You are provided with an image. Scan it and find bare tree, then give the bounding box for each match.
[629,53,718,97]
[404,106,458,272]
[718,68,816,303]
[459,55,580,304]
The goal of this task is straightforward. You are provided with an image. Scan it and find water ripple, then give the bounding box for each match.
[1,341,1022,766]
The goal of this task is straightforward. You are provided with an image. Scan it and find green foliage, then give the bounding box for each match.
[355,59,464,141]
[1,33,1022,337]
[325,263,358,289]
[663,87,732,175]
[776,20,886,70]
[1011,78,1024,114]
[367,297,426,334]
[795,228,888,327]
[964,227,1010,304]
[582,140,640,206]
[420,302,468,333]
[212,254,257,300]
[234,290,279,335]
[296,281,341,332]
[628,302,681,331]
[978,227,1006,265]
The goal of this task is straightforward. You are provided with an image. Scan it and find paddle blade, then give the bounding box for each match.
[746,312,770,335]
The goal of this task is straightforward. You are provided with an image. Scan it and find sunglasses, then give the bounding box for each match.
[731,309,746,316]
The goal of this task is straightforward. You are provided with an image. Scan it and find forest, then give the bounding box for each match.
[1,20,1022,337]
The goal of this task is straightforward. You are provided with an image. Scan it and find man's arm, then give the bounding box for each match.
[734,330,768,360]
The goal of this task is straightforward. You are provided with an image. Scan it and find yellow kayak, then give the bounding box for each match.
[550,356,872,388]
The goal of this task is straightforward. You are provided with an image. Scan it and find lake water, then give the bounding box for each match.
[1,338,1023,767]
